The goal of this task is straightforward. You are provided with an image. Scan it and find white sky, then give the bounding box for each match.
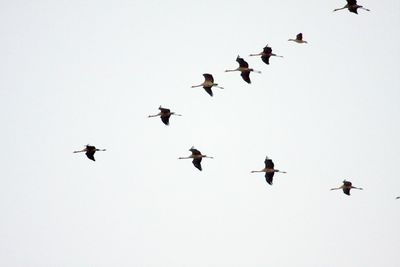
[1,0,400,266]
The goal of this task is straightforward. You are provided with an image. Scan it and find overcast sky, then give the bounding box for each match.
[1,0,400,266]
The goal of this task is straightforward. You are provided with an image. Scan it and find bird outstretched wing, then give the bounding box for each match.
[263,46,272,54]
[190,148,202,156]
[85,151,96,161]
[86,145,96,151]
[348,6,358,14]
[264,158,274,169]
[265,172,274,185]
[347,0,357,6]
[159,107,171,113]
[240,71,251,84]
[192,158,202,171]
[161,115,171,125]
[343,188,351,195]
[236,56,249,68]
[296,33,303,40]
[203,87,213,97]
[261,55,270,65]
[203,73,214,83]
[343,180,352,187]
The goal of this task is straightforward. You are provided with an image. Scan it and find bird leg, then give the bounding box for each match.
[251,170,264,173]
[333,5,347,12]
[73,149,86,153]
[330,187,342,191]
[148,113,161,118]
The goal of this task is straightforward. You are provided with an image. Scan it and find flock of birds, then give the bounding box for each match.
[73,1,399,198]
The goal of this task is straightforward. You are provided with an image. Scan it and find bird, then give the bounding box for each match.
[333,0,370,14]
[73,145,106,161]
[148,106,182,125]
[288,33,308,44]
[178,146,213,171]
[330,180,363,195]
[249,45,283,65]
[396,196,400,200]
[191,73,224,97]
[225,55,261,84]
[251,156,287,185]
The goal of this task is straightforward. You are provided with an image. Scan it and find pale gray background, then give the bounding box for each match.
[1,0,399,266]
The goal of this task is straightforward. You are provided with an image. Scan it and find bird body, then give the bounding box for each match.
[148,106,182,125]
[330,180,363,195]
[225,56,261,84]
[178,146,213,171]
[191,73,224,97]
[73,145,106,161]
[288,33,308,44]
[249,45,283,65]
[333,0,370,14]
[251,156,286,185]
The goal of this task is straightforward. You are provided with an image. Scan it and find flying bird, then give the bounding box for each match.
[178,146,213,171]
[333,0,370,14]
[249,45,283,65]
[330,180,363,195]
[288,33,308,44]
[191,73,224,97]
[225,55,261,84]
[73,145,106,161]
[251,156,286,185]
[396,196,400,199]
[148,106,182,125]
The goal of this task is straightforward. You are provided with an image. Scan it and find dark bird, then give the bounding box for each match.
[191,73,224,97]
[251,156,287,185]
[288,33,308,44]
[330,180,363,195]
[73,145,106,161]
[249,45,283,65]
[225,55,261,84]
[333,0,370,14]
[148,106,182,125]
[178,146,213,171]
[396,196,400,199]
